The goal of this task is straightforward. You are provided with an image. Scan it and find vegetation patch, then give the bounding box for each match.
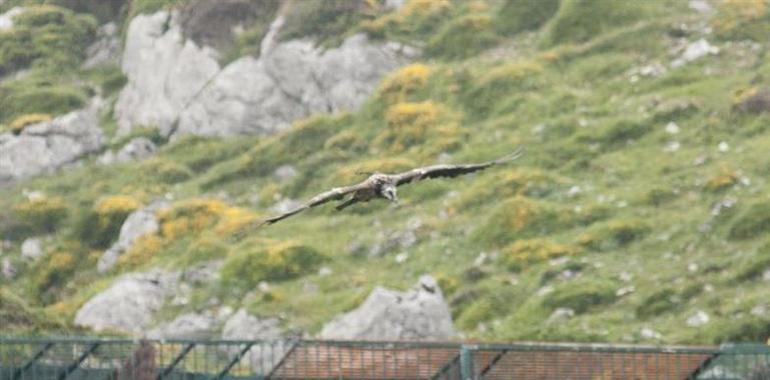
[542,278,618,314]
[474,197,566,247]
[73,195,140,249]
[0,5,96,75]
[728,201,770,240]
[712,0,770,41]
[374,100,462,153]
[279,0,375,47]
[463,61,542,116]
[426,13,499,59]
[578,219,650,251]
[219,240,326,291]
[501,238,578,272]
[13,195,68,234]
[494,0,560,36]
[377,63,434,103]
[0,75,88,124]
[542,0,649,46]
[0,287,64,334]
[6,113,51,134]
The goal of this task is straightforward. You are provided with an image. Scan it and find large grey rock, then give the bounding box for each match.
[148,312,217,339]
[83,22,120,69]
[319,275,456,340]
[0,100,105,186]
[116,10,417,139]
[74,270,179,334]
[97,200,167,273]
[20,238,43,261]
[222,309,286,373]
[115,11,220,137]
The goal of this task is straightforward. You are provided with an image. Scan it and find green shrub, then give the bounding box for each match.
[578,219,650,251]
[712,0,770,42]
[426,14,500,59]
[576,118,652,148]
[0,287,64,333]
[140,159,194,184]
[127,0,185,18]
[13,196,68,234]
[728,201,770,240]
[73,195,140,249]
[542,278,617,314]
[635,288,678,318]
[0,77,88,123]
[279,0,373,46]
[0,5,97,75]
[494,0,560,35]
[501,238,578,272]
[474,197,567,247]
[734,244,770,281]
[463,61,542,116]
[220,241,326,290]
[542,0,648,46]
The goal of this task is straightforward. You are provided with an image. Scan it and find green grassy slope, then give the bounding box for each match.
[2,0,770,344]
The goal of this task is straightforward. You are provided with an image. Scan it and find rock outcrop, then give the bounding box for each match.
[0,99,105,186]
[97,200,167,273]
[74,270,178,334]
[148,312,217,339]
[115,9,417,139]
[83,22,120,69]
[319,275,456,340]
[115,11,220,137]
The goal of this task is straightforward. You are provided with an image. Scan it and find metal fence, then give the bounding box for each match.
[1,337,769,380]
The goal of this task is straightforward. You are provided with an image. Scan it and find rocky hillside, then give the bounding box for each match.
[2,0,770,344]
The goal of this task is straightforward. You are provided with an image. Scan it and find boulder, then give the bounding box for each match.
[148,312,217,339]
[82,22,120,69]
[74,270,178,334]
[20,237,43,261]
[0,99,105,186]
[115,11,220,137]
[319,275,456,340]
[98,200,168,273]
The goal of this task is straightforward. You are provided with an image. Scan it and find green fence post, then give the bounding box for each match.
[460,345,475,380]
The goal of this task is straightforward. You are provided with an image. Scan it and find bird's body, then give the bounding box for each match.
[256,147,524,227]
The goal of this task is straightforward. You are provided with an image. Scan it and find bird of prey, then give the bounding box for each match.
[257,147,524,226]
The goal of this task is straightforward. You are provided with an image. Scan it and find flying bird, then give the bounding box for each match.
[256,147,524,227]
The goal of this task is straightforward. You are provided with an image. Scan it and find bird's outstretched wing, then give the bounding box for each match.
[393,146,525,186]
[259,182,370,226]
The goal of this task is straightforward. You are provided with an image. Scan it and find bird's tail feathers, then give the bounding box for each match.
[493,146,525,164]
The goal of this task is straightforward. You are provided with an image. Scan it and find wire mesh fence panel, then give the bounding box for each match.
[2,338,770,380]
[469,344,719,380]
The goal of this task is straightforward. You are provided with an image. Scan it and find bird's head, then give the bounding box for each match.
[381,184,398,203]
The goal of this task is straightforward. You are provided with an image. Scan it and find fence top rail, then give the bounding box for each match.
[0,336,737,354]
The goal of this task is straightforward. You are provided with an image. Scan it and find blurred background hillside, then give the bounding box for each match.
[1,0,770,344]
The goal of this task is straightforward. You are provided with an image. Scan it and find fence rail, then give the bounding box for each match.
[1,337,769,379]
